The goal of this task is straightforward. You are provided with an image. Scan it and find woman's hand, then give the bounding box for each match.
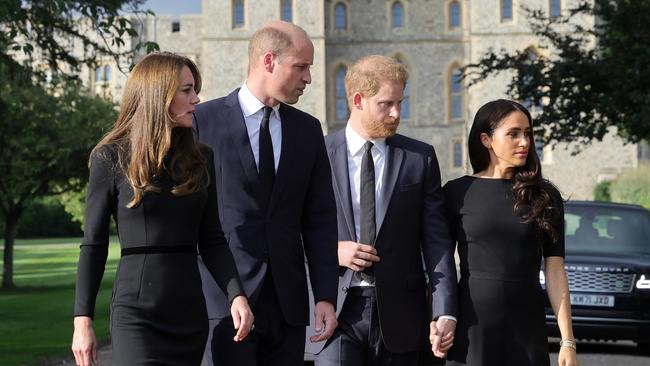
[230,295,254,342]
[558,345,579,366]
[71,316,97,366]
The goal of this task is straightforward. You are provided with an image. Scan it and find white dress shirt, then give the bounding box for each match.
[238,82,282,171]
[345,124,387,287]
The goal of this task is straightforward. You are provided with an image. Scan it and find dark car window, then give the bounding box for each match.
[565,205,650,255]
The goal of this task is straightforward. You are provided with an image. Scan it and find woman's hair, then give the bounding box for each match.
[468,99,563,242]
[92,52,206,208]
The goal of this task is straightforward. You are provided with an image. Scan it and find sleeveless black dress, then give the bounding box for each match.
[74,145,244,365]
[444,176,564,366]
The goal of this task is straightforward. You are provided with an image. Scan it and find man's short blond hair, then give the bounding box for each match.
[345,55,408,102]
[247,21,309,70]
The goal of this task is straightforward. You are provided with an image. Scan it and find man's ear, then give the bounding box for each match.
[353,92,364,110]
[263,52,275,73]
[480,133,492,149]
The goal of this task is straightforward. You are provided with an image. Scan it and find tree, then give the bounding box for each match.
[1,1,158,288]
[1,0,157,78]
[465,0,650,145]
[0,67,117,288]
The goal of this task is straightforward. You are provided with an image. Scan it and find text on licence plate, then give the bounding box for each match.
[570,293,614,307]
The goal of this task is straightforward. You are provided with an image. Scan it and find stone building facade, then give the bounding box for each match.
[93,0,642,199]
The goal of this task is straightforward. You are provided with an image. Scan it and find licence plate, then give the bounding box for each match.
[570,293,614,307]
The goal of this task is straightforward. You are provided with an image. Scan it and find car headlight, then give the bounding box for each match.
[637,274,650,289]
[539,270,545,286]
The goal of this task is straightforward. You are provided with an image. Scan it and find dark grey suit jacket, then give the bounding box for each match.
[306,129,458,353]
[193,89,339,326]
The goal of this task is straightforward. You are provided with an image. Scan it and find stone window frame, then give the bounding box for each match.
[549,0,561,18]
[393,53,412,123]
[232,0,246,29]
[447,62,464,123]
[280,0,293,22]
[520,46,544,114]
[500,0,514,23]
[448,0,462,30]
[333,63,349,122]
[332,1,349,32]
[451,139,464,169]
[95,63,112,83]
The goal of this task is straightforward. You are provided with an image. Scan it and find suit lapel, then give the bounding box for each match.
[330,131,356,241]
[224,90,263,199]
[377,137,404,234]
[268,104,295,214]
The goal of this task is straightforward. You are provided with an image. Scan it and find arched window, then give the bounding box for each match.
[449,1,461,28]
[501,0,513,21]
[450,67,463,120]
[95,66,103,82]
[281,0,292,22]
[335,66,348,121]
[103,65,111,82]
[233,0,245,28]
[550,0,561,18]
[334,2,347,30]
[391,1,404,29]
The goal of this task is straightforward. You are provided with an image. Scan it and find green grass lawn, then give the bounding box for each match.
[0,238,120,366]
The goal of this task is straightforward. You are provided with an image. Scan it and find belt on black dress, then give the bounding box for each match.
[121,245,198,256]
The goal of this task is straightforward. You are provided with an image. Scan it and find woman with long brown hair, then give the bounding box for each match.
[71,52,253,365]
[444,99,578,366]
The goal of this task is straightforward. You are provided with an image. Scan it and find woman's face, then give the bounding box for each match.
[481,110,531,170]
[169,65,200,128]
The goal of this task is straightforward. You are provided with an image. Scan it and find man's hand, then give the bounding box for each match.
[309,301,338,343]
[230,295,254,342]
[338,240,380,271]
[71,316,97,366]
[429,317,456,358]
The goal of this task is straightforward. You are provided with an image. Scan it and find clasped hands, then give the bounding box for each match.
[430,317,456,358]
[338,240,380,272]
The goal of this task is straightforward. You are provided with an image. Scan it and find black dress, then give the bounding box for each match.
[74,145,244,365]
[444,176,564,366]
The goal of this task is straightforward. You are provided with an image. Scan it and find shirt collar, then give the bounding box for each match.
[345,123,386,157]
[238,82,281,119]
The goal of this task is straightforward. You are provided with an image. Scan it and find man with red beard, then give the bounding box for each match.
[305,55,458,366]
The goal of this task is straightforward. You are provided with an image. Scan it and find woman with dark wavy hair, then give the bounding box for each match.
[444,99,578,366]
[71,52,253,366]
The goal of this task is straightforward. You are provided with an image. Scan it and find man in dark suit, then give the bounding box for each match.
[193,21,339,366]
[306,55,458,366]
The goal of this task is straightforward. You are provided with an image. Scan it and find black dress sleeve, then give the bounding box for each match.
[198,147,245,303]
[74,146,115,318]
[543,201,565,258]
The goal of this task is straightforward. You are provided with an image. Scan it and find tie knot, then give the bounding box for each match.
[363,141,374,154]
[262,106,273,120]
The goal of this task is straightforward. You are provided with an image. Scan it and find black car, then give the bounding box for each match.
[543,200,650,348]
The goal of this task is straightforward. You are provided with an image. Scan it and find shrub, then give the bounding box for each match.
[593,180,612,202]
[610,165,650,210]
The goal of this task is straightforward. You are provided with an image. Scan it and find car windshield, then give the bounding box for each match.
[565,204,650,255]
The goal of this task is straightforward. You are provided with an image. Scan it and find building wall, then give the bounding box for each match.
[84,0,638,199]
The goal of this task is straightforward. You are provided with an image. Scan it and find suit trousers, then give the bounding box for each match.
[205,273,306,366]
[315,287,418,366]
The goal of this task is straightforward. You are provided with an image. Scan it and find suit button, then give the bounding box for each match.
[342,286,349,293]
